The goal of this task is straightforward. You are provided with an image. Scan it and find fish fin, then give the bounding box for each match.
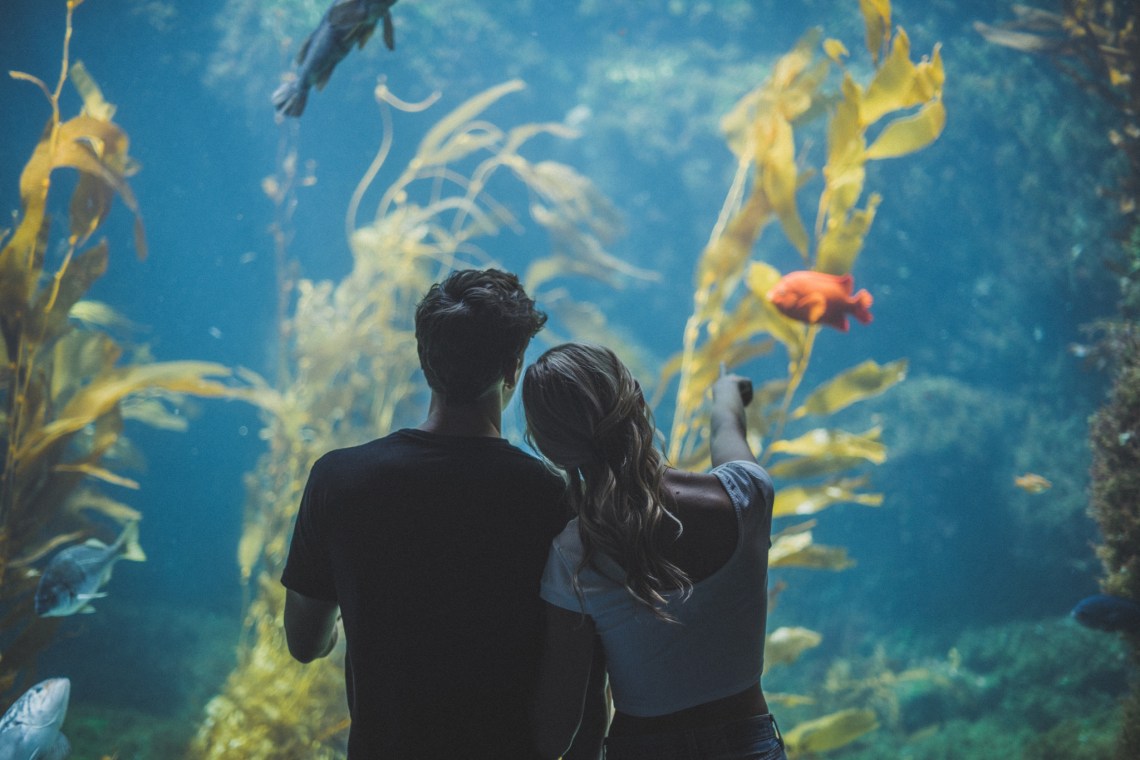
[294,30,316,66]
[383,12,395,50]
[77,592,108,600]
[314,70,334,91]
[356,22,376,48]
[800,293,828,324]
[45,734,71,760]
[834,273,854,294]
[328,0,370,29]
[118,521,147,563]
[79,604,97,614]
[82,538,109,549]
[851,289,874,324]
[272,81,308,118]
[822,312,850,332]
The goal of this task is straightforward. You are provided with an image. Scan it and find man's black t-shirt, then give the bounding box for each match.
[282,428,568,759]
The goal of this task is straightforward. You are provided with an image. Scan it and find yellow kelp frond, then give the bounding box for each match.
[514,159,623,240]
[784,708,880,754]
[412,79,525,170]
[32,242,110,354]
[859,0,892,63]
[720,29,825,160]
[768,426,886,464]
[69,60,115,122]
[790,359,908,419]
[69,300,141,333]
[865,98,946,160]
[20,111,144,257]
[814,193,880,276]
[16,361,240,475]
[50,330,118,406]
[121,396,191,432]
[742,262,806,354]
[813,27,943,272]
[767,453,866,480]
[824,38,850,65]
[526,203,656,291]
[860,30,945,127]
[818,75,869,239]
[760,111,810,259]
[767,692,817,708]
[764,626,823,671]
[774,478,884,517]
[770,531,855,571]
[65,487,142,525]
[694,188,774,315]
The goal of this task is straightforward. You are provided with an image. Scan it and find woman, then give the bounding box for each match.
[523,343,786,760]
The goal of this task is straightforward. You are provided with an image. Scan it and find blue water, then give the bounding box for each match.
[1,1,1130,757]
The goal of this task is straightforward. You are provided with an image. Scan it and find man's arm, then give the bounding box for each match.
[563,634,608,760]
[284,589,339,663]
[532,603,601,759]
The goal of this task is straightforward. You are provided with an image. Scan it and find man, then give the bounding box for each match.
[282,269,598,758]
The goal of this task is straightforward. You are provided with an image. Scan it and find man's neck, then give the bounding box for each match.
[418,391,504,438]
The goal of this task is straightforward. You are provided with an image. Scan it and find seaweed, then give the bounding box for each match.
[0,0,262,709]
[977,3,1140,758]
[653,0,945,750]
[191,79,653,759]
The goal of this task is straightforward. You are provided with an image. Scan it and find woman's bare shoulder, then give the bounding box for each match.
[662,468,734,513]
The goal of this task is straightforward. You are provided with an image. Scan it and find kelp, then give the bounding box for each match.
[0,1,262,707]
[764,626,823,673]
[978,5,1140,757]
[976,1,1138,222]
[192,80,655,759]
[782,708,881,755]
[656,0,943,751]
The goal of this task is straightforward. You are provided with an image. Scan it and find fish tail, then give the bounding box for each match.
[118,521,147,563]
[272,80,308,118]
[852,289,874,324]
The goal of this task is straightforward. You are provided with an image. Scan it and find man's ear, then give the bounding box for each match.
[503,355,523,388]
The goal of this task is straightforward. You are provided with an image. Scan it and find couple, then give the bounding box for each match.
[282,269,787,760]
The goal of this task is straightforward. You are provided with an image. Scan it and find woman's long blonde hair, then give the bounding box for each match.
[523,343,691,618]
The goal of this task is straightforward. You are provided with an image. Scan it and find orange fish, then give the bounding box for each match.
[1014,473,1052,494]
[767,271,874,332]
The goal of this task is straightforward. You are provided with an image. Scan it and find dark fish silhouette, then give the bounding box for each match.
[273,0,399,118]
[1071,593,1140,634]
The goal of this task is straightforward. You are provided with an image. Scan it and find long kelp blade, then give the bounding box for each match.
[790,359,907,419]
[768,426,887,463]
[415,80,525,167]
[773,477,884,517]
[865,98,947,160]
[784,708,880,754]
[16,361,240,473]
[30,241,108,348]
[769,531,855,570]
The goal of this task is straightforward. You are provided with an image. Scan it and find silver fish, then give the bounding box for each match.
[272,0,399,117]
[0,678,70,760]
[35,522,146,617]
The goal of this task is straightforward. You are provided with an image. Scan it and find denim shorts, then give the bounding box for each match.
[603,713,787,760]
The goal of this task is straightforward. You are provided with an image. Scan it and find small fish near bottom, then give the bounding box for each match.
[0,678,71,760]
